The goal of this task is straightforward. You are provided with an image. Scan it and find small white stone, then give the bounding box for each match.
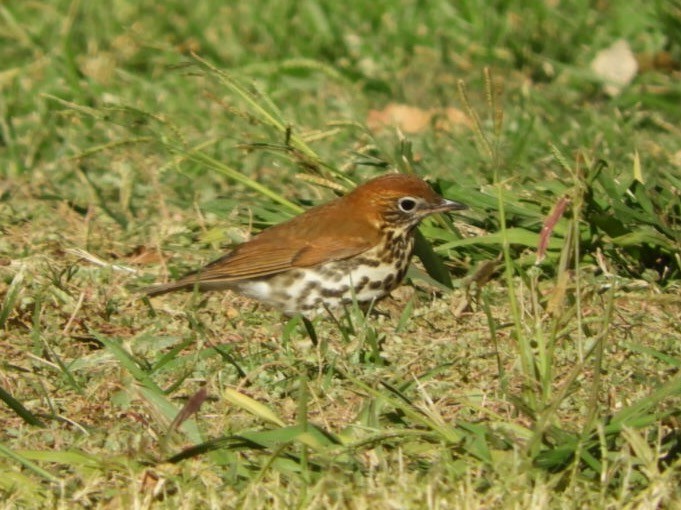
[591,39,638,97]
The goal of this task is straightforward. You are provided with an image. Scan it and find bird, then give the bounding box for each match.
[145,173,467,318]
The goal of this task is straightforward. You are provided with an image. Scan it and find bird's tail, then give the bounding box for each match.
[143,280,198,297]
[143,277,235,297]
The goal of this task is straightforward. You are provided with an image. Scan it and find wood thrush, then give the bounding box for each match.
[145,173,466,317]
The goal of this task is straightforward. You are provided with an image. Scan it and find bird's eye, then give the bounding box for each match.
[398,197,417,212]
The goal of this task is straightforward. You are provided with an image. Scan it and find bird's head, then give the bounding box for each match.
[347,173,467,232]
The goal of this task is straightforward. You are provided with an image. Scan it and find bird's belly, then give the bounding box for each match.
[236,259,409,317]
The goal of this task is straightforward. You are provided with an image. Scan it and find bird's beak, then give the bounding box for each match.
[430,198,468,214]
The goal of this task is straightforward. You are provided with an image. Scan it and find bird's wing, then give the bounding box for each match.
[144,196,381,295]
[290,237,373,267]
[188,234,374,282]
[185,197,380,281]
[142,234,374,296]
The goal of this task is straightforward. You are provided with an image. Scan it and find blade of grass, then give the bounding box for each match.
[0,265,23,328]
[0,386,45,427]
[224,388,286,428]
[0,443,59,482]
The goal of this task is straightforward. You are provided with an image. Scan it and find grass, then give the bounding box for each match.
[2,0,681,508]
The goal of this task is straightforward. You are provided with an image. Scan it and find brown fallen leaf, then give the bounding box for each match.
[367,103,470,133]
[126,246,165,265]
[367,103,432,133]
[437,107,473,131]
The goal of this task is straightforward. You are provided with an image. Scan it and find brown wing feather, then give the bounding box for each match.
[196,232,376,280]
[145,195,381,295]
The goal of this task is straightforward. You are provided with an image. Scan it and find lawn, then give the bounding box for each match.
[1,1,680,508]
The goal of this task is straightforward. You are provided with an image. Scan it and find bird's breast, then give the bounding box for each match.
[236,233,415,317]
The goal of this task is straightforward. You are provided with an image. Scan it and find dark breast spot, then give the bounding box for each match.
[302,280,321,295]
[383,273,395,288]
[353,275,370,292]
[368,279,384,290]
[321,285,349,298]
[356,256,381,268]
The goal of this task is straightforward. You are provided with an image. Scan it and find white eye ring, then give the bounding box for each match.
[398,197,417,212]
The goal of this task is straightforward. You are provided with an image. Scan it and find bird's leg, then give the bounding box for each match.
[322,303,356,344]
[361,298,390,319]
